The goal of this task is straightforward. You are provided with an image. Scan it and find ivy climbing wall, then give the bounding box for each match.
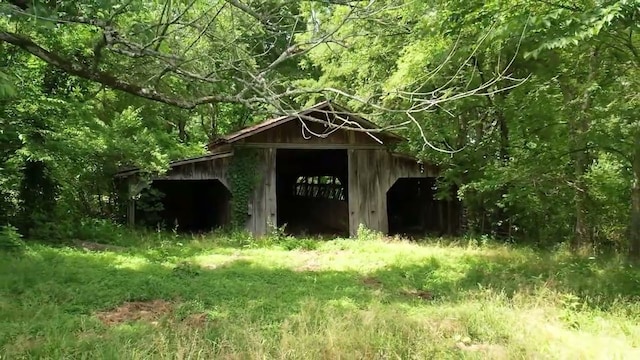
[229,147,276,235]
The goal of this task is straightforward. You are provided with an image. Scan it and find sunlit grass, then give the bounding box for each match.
[1,231,640,359]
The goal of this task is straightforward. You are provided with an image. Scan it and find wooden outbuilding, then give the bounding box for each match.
[116,101,460,237]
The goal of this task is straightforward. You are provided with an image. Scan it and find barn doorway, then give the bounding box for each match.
[386,177,461,237]
[137,179,231,232]
[276,149,349,236]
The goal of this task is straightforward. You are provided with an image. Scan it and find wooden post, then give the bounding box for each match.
[127,198,135,227]
[348,149,357,237]
[126,177,136,227]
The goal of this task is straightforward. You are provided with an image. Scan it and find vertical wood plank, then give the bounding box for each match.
[127,199,135,227]
[245,148,276,237]
[127,177,136,227]
[348,149,431,236]
[348,149,359,236]
[265,148,277,233]
[348,149,390,235]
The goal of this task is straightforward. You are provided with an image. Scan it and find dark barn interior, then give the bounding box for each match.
[276,149,349,236]
[140,179,231,232]
[387,177,461,237]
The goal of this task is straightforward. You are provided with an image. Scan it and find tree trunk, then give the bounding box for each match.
[498,112,510,163]
[473,57,511,236]
[629,134,640,259]
[558,48,599,251]
[571,111,591,251]
[572,161,590,250]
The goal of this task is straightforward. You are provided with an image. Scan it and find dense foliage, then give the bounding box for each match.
[1,0,639,256]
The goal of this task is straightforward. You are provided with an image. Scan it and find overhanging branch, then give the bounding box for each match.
[0,31,244,109]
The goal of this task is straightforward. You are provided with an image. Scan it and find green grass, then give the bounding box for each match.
[2,231,640,359]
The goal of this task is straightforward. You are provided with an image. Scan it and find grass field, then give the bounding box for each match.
[2,230,640,359]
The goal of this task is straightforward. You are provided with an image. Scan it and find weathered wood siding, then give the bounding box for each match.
[126,147,438,237]
[127,149,277,235]
[246,148,277,236]
[157,154,232,189]
[348,149,438,236]
[238,112,392,148]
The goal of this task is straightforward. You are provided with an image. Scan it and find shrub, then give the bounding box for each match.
[280,237,320,251]
[0,224,26,252]
[73,218,130,245]
[356,224,382,241]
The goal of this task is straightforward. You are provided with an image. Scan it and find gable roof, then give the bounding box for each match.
[115,101,406,178]
[208,100,404,149]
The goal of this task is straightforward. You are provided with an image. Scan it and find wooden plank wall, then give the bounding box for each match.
[246,148,277,236]
[348,149,387,235]
[127,146,437,237]
[238,115,388,147]
[127,149,278,235]
[126,156,232,227]
[348,149,438,236]
[158,155,232,189]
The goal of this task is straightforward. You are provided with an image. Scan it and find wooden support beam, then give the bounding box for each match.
[237,142,385,150]
[127,199,135,227]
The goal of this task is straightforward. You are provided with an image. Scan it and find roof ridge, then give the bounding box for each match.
[207,101,403,149]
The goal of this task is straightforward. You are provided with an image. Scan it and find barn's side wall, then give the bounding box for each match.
[122,154,232,229]
[124,150,278,235]
[347,149,438,236]
[246,148,277,236]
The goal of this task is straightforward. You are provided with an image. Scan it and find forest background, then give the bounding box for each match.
[1,0,639,257]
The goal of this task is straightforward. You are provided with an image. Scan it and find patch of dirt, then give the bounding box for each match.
[290,249,353,272]
[73,240,125,252]
[291,250,322,272]
[295,257,323,271]
[95,300,173,326]
[296,263,322,272]
[362,276,383,288]
[402,288,434,301]
[95,300,212,328]
[182,313,210,327]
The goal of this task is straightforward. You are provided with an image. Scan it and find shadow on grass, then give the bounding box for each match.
[62,234,334,264]
[0,248,374,324]
[6,242,640,359]
[3,244,640,326]
[369,251,640,310]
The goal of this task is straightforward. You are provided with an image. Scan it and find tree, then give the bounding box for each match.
[2,0,636,257]
[0,1,521,135]
[526,0,640,256]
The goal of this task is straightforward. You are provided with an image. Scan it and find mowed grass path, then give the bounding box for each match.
[2,235,640,359]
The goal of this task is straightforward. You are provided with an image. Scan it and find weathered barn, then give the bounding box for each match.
[116,101,460,237]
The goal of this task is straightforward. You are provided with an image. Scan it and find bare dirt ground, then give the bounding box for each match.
[95,300,173,326]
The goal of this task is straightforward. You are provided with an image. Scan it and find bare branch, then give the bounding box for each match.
[0,31,243,108]
[0,0,530,156]
[224,0,276,31]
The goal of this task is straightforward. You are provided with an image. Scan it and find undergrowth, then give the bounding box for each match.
[2,227,640,359]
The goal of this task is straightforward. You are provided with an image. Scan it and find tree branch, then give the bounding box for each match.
[0,31,244,109]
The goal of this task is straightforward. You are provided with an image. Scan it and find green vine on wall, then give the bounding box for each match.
[228,148,262,228]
